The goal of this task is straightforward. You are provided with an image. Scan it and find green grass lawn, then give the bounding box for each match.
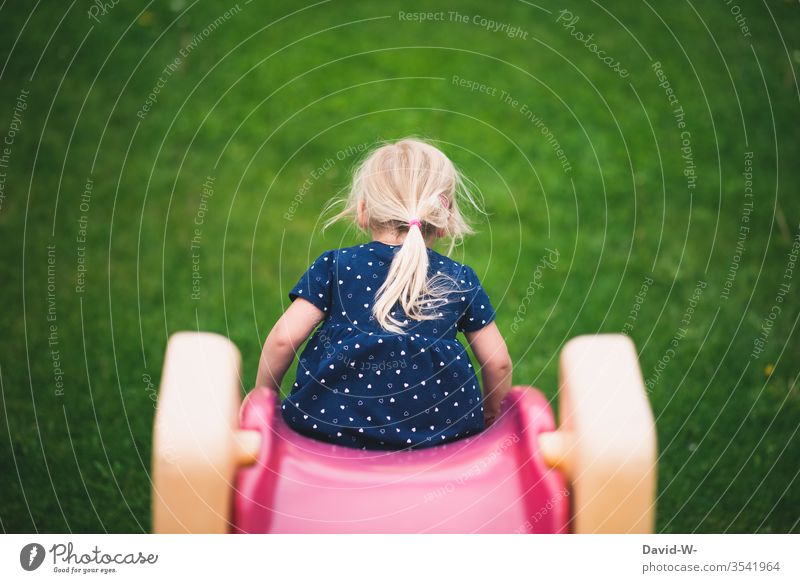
[1,0,798,533]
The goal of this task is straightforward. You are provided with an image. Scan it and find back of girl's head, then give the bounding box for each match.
[325,137,482,334]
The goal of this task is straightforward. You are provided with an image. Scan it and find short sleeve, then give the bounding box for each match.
[457,265,497,333]
[288,251,333,313]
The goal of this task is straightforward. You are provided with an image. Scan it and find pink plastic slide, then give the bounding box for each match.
[152,333,657,534]
[234,385,567,533]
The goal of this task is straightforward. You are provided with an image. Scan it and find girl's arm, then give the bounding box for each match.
[255,297,326,391]
[465,322,513,426]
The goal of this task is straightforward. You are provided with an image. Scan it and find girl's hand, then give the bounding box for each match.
[483,399,502,427]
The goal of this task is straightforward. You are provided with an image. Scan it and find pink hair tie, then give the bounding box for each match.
[408,219,422,229]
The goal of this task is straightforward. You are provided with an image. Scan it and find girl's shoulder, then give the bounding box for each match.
[307,243,392,274]
[324,242,387,264]
[427,247,479,283]
[305,244,369,264]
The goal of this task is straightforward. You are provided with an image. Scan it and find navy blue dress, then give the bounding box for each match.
[281,240,497,450]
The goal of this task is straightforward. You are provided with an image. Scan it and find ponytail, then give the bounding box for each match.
[372,222,433,334]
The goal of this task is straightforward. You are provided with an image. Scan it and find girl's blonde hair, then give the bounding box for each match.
[325,137,482,334]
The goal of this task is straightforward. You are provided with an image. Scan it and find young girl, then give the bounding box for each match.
[255,138,512,450]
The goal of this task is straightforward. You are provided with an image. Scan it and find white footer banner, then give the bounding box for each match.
[0,534,796,582]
